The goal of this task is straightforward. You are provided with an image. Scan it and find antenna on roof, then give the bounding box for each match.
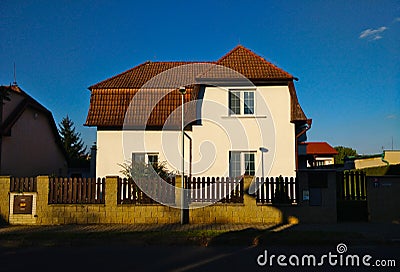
[12,62,17,86]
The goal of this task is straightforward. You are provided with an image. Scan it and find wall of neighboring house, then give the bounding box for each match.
[384,150,400,164]
[354,151,400,169]
[96,85,296,178]
[2,106,67,177]
[3,91,24,118]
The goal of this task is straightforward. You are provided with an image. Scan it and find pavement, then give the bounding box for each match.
[0,222,276,234]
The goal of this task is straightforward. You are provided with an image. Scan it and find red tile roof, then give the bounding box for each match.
[216,45,294,80]
[306,142,338,155]
[85,45,306,127]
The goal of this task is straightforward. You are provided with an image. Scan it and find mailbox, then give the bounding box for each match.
[13,195,33,214]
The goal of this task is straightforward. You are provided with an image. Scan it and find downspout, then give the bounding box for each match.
[184,132,192,178]
[295,119,312,170]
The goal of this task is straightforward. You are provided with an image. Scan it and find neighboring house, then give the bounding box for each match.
[0,85,68,176]
[298,142,338,168]
[345,150,400,170]
[85,45,311,178]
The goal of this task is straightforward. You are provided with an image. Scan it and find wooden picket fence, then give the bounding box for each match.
[187,176,244,203]
[10,177,37,192]
[48,177,105,204]
[255,176,297,205]
[117,177,176,204]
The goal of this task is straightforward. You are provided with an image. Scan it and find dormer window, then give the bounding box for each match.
[228,90,255,115]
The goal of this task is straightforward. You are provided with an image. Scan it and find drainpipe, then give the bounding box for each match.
[295,119,312,170]
[184,132,192,178]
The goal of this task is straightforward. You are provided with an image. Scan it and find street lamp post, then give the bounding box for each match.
[179,87,187,224]
[259,147,268,179]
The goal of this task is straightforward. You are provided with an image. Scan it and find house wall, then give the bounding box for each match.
[2,91,24,119]
[191,86,295,177]
[96,130,191,177]
[1,107,67,176]
[96,85,296,178]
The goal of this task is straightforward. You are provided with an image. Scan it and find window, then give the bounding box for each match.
[228,90,255,115]
[244,153,255,175]
[132,153,145,163]
[229,151,241,177]
[132,153,158,165]
[147,154,159,166]
[229,151,256,177]
[229,91,241,114]
[244,92,254,114]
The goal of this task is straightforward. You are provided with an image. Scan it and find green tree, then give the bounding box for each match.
[58,116,87,165]
[334,146,357,164]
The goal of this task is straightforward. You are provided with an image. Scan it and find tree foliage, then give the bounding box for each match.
[119,160,175,181]
[334,146,357,164]
[58,116,87,164]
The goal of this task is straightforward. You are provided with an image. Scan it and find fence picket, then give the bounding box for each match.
[10,177,38,193]
[256,176,297,205]
[116,177,176,205]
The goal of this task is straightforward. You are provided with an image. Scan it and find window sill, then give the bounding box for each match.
[221,115,267,119]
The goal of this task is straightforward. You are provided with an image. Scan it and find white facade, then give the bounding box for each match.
[96,85,296,178]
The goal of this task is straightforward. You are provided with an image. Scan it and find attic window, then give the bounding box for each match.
[228,90,255,115]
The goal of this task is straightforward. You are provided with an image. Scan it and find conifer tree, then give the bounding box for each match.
[58,116,87,164]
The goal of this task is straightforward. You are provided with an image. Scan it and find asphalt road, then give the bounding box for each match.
[1,243,399,272]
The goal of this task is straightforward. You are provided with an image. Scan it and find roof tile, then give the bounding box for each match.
[85,45,306,127]
[306,142,338,155]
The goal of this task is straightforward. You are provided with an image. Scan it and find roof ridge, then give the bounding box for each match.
[216,44,245,63]
[89,61,150,90]
[217,45,294,79]
[89,61,216,89]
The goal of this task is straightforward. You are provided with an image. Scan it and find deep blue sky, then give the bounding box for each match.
[1,0,399,154]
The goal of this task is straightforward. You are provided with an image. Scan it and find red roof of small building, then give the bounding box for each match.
[306,142,338,155]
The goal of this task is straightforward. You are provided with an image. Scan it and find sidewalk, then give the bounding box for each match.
[0,222,276,234]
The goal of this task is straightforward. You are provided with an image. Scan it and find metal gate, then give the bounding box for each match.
[336,171,368,221]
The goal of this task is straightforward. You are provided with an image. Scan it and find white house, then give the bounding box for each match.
[85,46,311,178]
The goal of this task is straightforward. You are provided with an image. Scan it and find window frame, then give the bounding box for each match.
[132,152,159,165]
[229,151,256,177]
[228,89,256,116]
